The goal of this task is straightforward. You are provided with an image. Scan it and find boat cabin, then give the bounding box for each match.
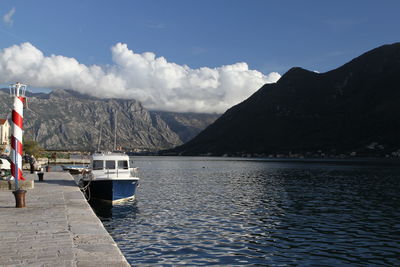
[90,153,137,180]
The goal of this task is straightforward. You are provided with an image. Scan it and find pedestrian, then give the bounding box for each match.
[30,155,36,174]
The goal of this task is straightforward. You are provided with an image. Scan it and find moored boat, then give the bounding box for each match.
[80,152,139,203]
[62,165,89,174]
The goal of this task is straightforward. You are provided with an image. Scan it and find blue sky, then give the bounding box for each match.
[1,0,399,112]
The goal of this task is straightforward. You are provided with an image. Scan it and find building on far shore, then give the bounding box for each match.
[0,119,10,145]
[0,119,10,155]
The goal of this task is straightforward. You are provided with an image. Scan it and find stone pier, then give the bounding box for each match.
[0,172,130,266]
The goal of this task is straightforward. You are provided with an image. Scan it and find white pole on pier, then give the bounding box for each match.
[9,82,27,208]
[9,82,27,183]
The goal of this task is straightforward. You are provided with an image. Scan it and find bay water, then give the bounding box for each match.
[90,156,400,266]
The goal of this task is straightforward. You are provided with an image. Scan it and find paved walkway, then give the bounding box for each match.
[0,172,130,266]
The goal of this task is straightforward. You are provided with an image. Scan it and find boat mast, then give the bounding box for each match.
[97,124,102,152]
[114,111,117,151]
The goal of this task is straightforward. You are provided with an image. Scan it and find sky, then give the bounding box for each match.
[0,0,399,113]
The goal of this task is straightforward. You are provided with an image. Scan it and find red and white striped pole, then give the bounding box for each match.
[10,82,26,183]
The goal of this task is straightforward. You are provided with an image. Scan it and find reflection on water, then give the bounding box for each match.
[89,199,140,219]
[89,157,400,266]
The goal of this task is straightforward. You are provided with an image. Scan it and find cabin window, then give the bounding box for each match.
[118,160,128,169]
[105,160,116,169]
[93,160,103,170]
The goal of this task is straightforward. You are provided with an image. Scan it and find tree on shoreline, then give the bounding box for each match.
[24,139,43,158]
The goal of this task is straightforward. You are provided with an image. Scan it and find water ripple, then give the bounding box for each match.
[91,157,400,266]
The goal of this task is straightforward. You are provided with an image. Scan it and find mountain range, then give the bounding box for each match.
[0,89,219,151]
[168,42,400,157]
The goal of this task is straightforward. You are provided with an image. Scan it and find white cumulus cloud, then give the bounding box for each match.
[0,42,280,113]
[3,7,16,26]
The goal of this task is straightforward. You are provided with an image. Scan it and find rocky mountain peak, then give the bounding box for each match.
[0,89,219,152]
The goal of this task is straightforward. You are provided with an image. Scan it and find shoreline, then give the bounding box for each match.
[130,154,400,166]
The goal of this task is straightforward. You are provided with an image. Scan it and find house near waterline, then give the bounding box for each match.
[0,118,10,145]
[0,118,10,155]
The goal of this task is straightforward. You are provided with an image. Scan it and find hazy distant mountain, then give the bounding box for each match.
[0,89,218,151]
[168,42,400,157]
[150,111,219,143]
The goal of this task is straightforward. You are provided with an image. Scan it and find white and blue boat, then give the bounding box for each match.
[81,152,139,203]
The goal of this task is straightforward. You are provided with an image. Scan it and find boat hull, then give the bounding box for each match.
[84,179,138,203]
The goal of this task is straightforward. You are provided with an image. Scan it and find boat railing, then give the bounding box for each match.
[103,168,132,178]
[84,166,137,179]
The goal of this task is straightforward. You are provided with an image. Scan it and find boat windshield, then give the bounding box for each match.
[118,160,129,169]
[105,160,116,169]
[93,160,103,170]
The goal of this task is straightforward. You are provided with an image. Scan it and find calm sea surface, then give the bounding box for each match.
[90,156,400,266]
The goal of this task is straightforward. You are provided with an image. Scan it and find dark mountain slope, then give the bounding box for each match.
[169,43,400,156]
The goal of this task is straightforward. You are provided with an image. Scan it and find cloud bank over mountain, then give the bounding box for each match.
[0,42,280,113]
